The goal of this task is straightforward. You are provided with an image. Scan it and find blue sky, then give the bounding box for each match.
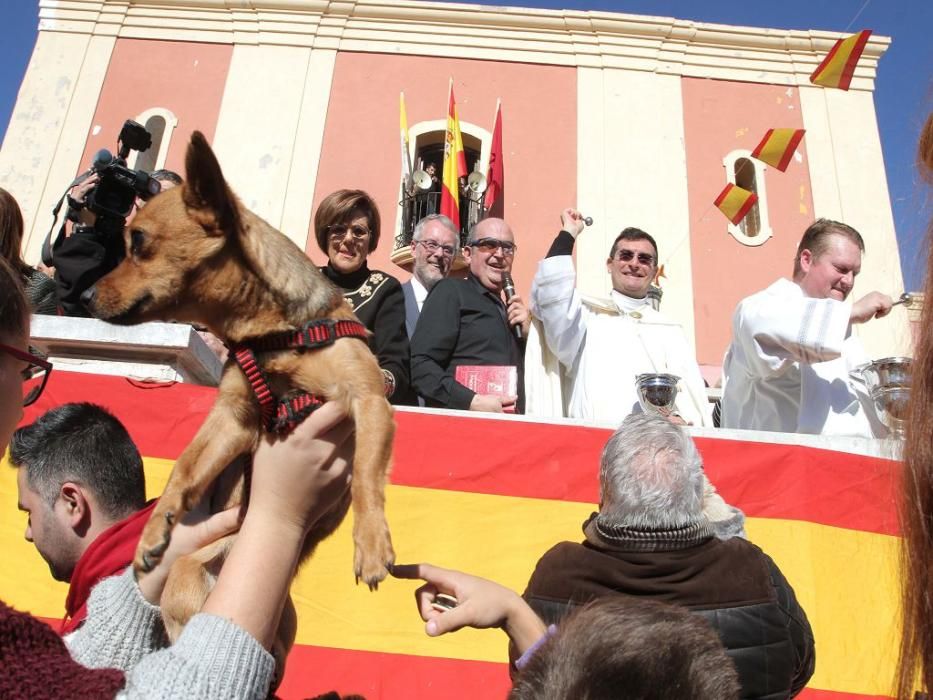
[2,1,931,287]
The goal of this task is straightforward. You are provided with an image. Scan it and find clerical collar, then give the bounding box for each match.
[610,289,650,314]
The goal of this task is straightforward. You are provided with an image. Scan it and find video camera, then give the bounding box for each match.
[43,119,164,316]
[83,119,162,237]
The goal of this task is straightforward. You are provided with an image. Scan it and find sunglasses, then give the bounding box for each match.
[468,238,517,256]
[414,239,456,258]
[0,343,53,407]
[614,249,656,267]
[327,224,371,241]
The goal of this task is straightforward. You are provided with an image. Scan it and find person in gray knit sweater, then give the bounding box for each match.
[0,256,355,699]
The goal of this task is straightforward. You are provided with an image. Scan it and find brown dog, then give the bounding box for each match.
[83,132,395,669]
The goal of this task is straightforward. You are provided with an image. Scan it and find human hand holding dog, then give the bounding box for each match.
[136,506,240,606]
[200,401,354,649]
[249,400,354,535]
[392,563,547,655]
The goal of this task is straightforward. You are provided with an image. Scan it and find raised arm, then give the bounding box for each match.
[529,208,589,368]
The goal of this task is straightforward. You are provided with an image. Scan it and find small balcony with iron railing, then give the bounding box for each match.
[391,177,487,269]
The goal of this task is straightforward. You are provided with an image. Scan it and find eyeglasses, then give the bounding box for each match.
[614,249,656,267]
[468,238,517,257]
[0,343,53,407]
[327,224,371,241]
[414,239,456,258]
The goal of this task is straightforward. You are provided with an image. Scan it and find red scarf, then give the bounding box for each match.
[61,500,157,634]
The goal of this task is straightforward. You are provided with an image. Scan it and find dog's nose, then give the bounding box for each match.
[80,286,97,308]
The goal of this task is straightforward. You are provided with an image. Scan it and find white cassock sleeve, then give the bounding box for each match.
[732,283,851,379]
[530,256,588,370]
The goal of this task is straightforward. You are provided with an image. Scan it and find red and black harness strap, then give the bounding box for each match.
[230,318,368,435]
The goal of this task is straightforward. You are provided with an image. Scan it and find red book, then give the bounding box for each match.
[455,365,517,413]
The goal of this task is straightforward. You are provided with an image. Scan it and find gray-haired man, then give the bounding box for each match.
[519,413,814,698]
[402,214,460,337]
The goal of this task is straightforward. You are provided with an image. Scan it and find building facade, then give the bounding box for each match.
[0,0,909,381]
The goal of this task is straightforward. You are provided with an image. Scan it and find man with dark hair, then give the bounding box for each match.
[510,597,741,700]
[527,207,711,426]
[521,413,814,698]
[10,402,152,633]
[721,217,892,436]
[411,217,530,413]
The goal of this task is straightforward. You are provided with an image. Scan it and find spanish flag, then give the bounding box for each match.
[810,30,872,91]
[752,128,806,172]
[714,182,758,225]
[0,371,905,698]
[441,80,468,224]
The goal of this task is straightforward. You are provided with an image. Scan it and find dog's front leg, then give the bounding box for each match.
[134,370,259,574]
[350,394,396,589]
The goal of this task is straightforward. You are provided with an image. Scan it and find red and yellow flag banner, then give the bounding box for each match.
[0,372,904,699]
[440,80,467,224]
[810,30,872,91]
[714,182,758,225]
[752,128,806,172]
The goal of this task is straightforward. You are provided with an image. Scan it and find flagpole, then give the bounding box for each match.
[400,91,414,191]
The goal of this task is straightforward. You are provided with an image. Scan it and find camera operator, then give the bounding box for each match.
[47,121,162,317]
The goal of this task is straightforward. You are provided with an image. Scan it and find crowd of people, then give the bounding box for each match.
[0,111,931,697]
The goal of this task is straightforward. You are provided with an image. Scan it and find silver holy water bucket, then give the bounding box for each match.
[635,373,680,417]
[850,356,911,438]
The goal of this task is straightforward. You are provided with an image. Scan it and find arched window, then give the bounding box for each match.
[722,150,772,246]
[129,107,178,173]
[390,119,491,265]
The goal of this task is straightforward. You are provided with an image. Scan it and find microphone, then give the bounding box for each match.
[501,273,523,341]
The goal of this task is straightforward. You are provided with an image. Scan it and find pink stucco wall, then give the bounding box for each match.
[310,52,577,297]
[681,77,815,372]
[79,38,232,178]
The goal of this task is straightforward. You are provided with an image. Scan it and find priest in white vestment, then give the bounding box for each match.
[528,208,712,427]
[721,219,893,437]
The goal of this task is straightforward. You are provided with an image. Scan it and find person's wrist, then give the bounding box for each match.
[242,503,313,542]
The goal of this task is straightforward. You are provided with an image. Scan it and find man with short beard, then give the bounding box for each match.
[402,215,460,338]
[11,402,152,634]
[721,218,892,436]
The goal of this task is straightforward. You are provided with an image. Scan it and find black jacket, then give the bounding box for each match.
[321,264,416,406]
[522,536,815,699]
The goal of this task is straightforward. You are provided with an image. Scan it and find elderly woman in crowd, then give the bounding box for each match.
[0,187,57,314]
[315,189,415,405]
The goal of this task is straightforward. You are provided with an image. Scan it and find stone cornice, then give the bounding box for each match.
[39,0,889,89]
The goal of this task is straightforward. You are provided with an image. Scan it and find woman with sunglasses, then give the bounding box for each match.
[314,189,415,405]
[0,257,355,698]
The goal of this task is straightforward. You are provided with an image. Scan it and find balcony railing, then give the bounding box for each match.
[393,188,487,262]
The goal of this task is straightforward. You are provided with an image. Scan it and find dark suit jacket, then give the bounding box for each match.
[401,279,420,339]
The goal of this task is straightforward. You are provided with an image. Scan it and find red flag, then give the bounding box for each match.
[485,100,503,216]
[810,30,872,91]
[440,81,467,224]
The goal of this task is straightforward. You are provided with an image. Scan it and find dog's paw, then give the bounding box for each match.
[133,510,176,574]
[353,531,395,591]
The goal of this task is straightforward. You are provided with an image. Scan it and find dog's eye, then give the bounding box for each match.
[130,229,145,256]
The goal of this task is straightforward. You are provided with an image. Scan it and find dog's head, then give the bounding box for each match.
[83,132,249,328]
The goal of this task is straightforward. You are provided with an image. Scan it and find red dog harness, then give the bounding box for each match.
[230,319,368,434]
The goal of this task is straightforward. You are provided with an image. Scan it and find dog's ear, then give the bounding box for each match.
[182,131,240,236]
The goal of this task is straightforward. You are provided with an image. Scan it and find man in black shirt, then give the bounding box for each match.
[410,218,530,413]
